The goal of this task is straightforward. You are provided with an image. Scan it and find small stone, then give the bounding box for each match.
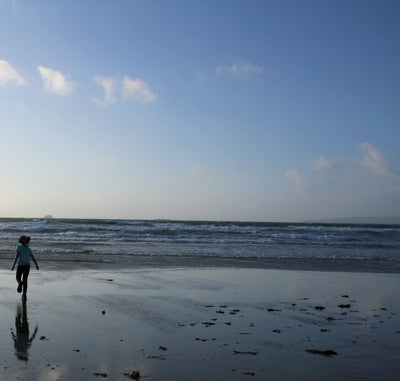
[338,304,351,309]
[315,306,325,311]
[128,370,140,379]
[73,349,80,352]
[102,311,106,315]
[158,346,167,351]
[305,349,337,357]
[233,350,258,355]
[93,373,108,377]
[202,322,216,327]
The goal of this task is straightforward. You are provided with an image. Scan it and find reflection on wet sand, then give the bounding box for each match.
[11,298,38,362]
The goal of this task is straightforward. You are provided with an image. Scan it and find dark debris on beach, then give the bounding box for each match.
[12,288,397,381]
[161,292,400,379]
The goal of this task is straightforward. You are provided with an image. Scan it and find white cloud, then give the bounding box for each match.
[285,168,308,186]
[216,61,263,82]
[195,71,208,83]
[37,66,73,95]
[285,168,308,195]
[0,59,26,87]
[93,75,116,106]
[121,76,156,104]
[312,155,336,171]
[192,166,212,180]
[359,142,400,179]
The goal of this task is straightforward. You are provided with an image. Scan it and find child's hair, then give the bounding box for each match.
[18,235,30,245]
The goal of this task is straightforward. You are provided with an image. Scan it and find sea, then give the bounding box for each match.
[0,218,399,273]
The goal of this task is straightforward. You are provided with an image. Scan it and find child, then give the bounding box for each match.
[11,236,39,299]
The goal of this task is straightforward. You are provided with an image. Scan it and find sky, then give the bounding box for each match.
[0,0,399,221]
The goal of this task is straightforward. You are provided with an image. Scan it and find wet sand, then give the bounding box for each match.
[0,266,399,380]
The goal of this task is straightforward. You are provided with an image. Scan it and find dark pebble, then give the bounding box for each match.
[243,371,255,376]
[305,349,337,357]
[127,370,141,379]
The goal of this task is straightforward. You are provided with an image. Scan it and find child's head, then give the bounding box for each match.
[18,235,30,245]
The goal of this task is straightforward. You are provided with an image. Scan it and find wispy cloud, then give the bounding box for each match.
[312,155,336,171]
[37,66,73,95]
[216,61,263,82]
[93,75,116,106]
[359,142,400,179]
[285,168,308,195]
[287,142,399,203]
[0,59,26,87]
[121,76,156,104]
[192,166,212,180]
[195,71,209,83]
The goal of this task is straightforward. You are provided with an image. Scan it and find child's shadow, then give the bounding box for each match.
[11,299,38,362]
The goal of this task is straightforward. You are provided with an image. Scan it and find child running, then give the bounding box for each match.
[11,236,39,299]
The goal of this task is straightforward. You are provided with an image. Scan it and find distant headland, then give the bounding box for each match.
[305,217,400,225]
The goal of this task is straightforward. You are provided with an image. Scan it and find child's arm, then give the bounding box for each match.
[11,252,19,271]
[31,254,39,270]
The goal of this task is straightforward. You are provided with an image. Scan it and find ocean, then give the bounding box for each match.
[0,218,399,273]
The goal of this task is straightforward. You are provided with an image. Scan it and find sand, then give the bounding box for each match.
[0,266,399,380]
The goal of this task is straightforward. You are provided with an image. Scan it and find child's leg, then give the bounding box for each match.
[21,266,30,295]
[16,266,22,284]
[16,266,23,293]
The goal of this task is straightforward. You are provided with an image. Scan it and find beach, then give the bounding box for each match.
[0,265,399,380]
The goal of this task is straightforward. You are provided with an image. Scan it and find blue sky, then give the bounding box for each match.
[0,0,399,221]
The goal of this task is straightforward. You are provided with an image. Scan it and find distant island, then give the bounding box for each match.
[44,215,54,219]
[306,217,400,225]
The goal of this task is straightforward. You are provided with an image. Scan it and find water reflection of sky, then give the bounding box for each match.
[0,269,398,380]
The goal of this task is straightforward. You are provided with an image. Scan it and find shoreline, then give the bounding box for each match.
[0,267,399,380]
[1,256,399,274]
